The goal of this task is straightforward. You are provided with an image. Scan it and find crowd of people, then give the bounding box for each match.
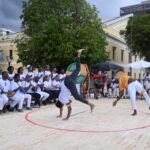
[91,71,150,100]
[1,60,150,117]
[0,65,66,114]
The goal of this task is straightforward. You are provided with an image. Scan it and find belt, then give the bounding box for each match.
[128,78,136,84]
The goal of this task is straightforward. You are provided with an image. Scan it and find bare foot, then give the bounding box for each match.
[112,100,118,106]
[62,117,69,121]
[57,115,62,118]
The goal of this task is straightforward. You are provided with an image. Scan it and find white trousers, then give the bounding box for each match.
[18,92,32,108]
[24,94,32,107]
[9,94,24,110]
[113,88,119,97]
[128,80,150,110]
[37,91,49,101]
[0,94,9,110]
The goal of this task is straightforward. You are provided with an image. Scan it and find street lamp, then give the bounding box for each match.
[6,56,13,67]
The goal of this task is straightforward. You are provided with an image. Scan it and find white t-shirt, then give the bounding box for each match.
[58,81,70,105]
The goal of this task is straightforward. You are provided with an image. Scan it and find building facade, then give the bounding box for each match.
[120,0,150,16]
[102,14,141,79]
[0,31,22,71]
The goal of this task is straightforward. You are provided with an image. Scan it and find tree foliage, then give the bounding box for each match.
[17,0,108,68]
[120,14,150,61]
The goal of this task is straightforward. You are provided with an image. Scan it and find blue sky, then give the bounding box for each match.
[0,0,144,31]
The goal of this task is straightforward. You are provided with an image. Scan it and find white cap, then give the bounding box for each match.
[26,65,31,68]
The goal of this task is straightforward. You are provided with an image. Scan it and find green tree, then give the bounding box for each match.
[120,14,150,61]
[17,0,108,68]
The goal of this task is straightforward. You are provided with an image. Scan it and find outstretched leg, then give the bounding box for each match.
[65,49,95,112]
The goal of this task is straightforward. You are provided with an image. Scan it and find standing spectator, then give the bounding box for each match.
[7,66,15,81]
[44,65,51,76]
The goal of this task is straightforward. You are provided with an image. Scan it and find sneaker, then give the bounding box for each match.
[8,107,14,112]
[131,109,137,116]
[77,49,84,53]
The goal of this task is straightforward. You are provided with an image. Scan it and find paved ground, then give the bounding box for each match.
[1,98,150,150]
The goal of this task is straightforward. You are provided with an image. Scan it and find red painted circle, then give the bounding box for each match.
[25,107,150,133]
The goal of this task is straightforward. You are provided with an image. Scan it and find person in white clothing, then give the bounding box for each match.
[113,68,150,116]
[56,80,72,120]
[22,75,41,108]
[17,67,26,81]
[59,69,66,82]
[0,72,9,113]
[0,71,22,112]
[13,74,32,110]
[10,74,26,112]
[25,65,35,79]
[0,96,5,114]
[44,65,51,76]
[34,77,49,102]
[7,66,15,81]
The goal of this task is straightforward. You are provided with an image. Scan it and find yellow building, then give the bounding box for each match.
[102,14,141,79]
[0,31,22,71]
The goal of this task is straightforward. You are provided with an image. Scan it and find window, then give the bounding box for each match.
[121,50,124,62]
[134,73,136,79]
[0,50,3,60]
[128,52,132,63]
[112,47,116,60]
[135,55,137,62]
[9,49,13,59]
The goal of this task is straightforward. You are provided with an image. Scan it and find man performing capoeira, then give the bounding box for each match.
[113,68,150,116]
[56,49,95,120]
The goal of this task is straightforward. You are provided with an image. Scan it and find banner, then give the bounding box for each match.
[66,63,89,84]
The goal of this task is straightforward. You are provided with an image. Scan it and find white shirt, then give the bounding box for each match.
[52,80,60,90]
[145,82,150,90]
[51,73,58,80]
[25,72,35,78]
[44,71,51,76]
[0,79,11,92]
[22,81,32,93]
[8,73,15,80]
[43,80,52,88]
[20,74,26,81]
[35,71,44,78]
[31,81,41,93]
[59,74,66,80]
[59,81,70,105]
[10,81,20,94]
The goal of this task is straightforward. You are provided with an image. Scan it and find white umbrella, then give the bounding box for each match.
[127,60,150,69]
